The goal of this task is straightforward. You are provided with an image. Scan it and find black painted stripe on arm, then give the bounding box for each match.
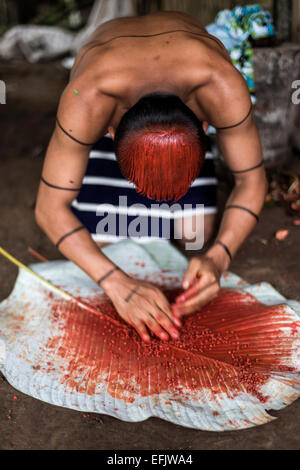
[55,225,86,249]
[224,204,259,222]
[56,117,96,147]
[41,176,82,191]
[215,104,253,130]
[230,159,264,174]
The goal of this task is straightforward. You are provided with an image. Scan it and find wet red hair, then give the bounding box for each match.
[117,123,205,202]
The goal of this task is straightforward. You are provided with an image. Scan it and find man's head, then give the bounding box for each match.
[113,93,207,202]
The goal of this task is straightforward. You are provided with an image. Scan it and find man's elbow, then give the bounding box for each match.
[35,198,49,231]
[262,172,269,197]
[35,204,44,229]
[255,172,269,204]
[235,168,268,193]
[35,197,71,231]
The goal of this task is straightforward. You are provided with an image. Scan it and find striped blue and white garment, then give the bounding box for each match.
[71,134,217,243]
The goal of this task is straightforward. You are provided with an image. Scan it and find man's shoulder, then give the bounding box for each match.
[211,60,250,104]
[194,59,251,128]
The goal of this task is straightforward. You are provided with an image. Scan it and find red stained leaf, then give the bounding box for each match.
[43,287,300,429]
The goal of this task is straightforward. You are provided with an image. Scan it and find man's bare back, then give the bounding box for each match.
[68,11,245,132]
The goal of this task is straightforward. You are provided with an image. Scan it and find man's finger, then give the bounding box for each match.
[131,318,151,342]
[176,271,213,303]
[154,308,180,339]
[181,258,202,289]
[175,282,199,303]
[145,315,170,341]
[146,303,180,339]
[175,282,220,316]
[150,288,182,328]
[171,303,182,319]
[154,295,182,328]
[154,292,173,318]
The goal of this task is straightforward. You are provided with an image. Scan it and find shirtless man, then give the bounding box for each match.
[36,11,267,343]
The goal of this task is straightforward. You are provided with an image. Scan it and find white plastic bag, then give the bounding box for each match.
[0,25,74,62]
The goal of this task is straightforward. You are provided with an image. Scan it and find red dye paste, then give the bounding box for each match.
[117,123,205,202]
[44,288,299,404]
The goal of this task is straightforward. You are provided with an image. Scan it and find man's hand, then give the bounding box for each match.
[172,256,221,317]
[103,274,182,342]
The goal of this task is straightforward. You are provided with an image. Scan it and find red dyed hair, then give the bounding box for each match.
[117,123,205,202]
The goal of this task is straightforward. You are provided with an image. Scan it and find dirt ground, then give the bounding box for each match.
[0,61,299,450]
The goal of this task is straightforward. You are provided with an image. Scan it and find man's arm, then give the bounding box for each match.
[173,68,267,315]
[36,79,118,283]
[206,112,267,272]
[36,79,180,341]
[206,66,267,271]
